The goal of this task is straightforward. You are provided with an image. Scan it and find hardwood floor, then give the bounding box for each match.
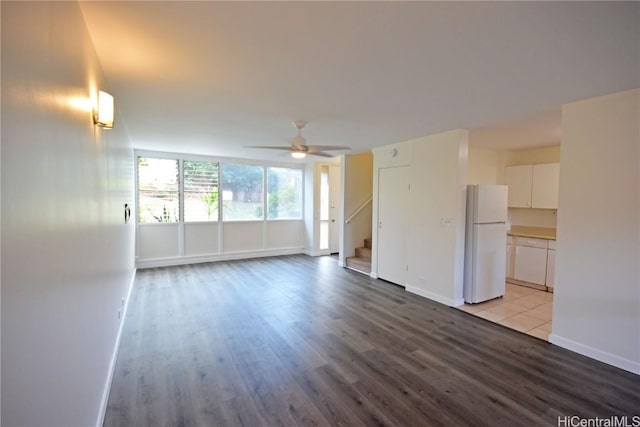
[104,255,639,427]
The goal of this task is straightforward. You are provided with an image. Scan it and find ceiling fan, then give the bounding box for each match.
[246,120,350,159]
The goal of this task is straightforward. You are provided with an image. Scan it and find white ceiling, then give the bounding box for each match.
[79,1,639,161]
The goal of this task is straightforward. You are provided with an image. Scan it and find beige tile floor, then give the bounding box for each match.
[458,283,553,340]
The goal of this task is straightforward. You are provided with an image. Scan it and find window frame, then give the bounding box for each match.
[266,166,304,220]
[220,163,266,222]
[183,159,221,223]
[136,155,181,224]
[135,150,306,226]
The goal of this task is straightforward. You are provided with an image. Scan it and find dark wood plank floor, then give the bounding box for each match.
[104,255,639,427]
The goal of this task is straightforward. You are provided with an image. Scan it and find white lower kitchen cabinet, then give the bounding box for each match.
[506,237,514,278]
[514,238,548,285]
[546,248,556,289]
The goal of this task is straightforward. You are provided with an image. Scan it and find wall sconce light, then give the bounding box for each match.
[93,90,114,129]
[291,152,306,159]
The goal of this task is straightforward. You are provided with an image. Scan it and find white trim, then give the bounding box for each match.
[406,286,465,307]
[303,249,329,257]
[135,149,306,169]
[369,272,378,279]
[549,334,640,375]
[137,247,304,269]
[337,260,345,267]
[96,268,137,427]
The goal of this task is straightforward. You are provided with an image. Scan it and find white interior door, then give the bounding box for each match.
[377,166,409,285]
[329,164,340,253]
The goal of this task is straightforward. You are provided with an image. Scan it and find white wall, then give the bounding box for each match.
[341,152,373,265]
[503,145,561,167]
[407,130,469,306]
[1,2,136,426]
[303,162,316,253]
[468,146,500,184]
[372,130,468,306]
[551,89,639,374]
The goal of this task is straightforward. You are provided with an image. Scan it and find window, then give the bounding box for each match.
[137,157,179,223]
[222,164,264,220]
[183,160,219,222]
[136,153,305,225]
[267,167,303,219]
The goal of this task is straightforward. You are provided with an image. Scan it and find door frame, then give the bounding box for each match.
[375,165,410,286]
[317,162,342,256]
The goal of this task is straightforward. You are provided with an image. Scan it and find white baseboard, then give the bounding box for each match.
[303,249,331,257]
[137,247,305,269]
[449,298,465,307]
[549,334,640,375]
[406,286,464,307]
[96,268,137,427]
[369,272,378,279]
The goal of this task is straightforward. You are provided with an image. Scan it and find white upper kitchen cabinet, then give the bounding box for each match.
[532,163,560,209]
[506,165,533,208]
[506,163,560,209]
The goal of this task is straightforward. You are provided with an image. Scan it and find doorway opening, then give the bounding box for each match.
[320,165,329,250]
[319,164,340,253]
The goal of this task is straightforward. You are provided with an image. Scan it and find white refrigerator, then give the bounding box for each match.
[464,184,508,304]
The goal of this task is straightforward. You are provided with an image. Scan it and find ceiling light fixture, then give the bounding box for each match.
[291,152,306,159]
[93,90,114,129]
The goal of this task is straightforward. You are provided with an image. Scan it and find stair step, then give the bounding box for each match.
[346,256,371,274]
[355,247,371,260]
[364,237,372,249]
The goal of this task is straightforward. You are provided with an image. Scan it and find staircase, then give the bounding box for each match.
[346,237,372,275]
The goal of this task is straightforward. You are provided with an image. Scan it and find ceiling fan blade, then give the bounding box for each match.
[248,121,349,157]
[245,145,295,151]
[308,151,336,158]
[306,145,350,152]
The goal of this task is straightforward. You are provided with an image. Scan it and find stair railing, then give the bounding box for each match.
[345,196,373,224]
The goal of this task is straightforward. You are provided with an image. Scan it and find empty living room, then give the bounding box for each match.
[1,1,639,427]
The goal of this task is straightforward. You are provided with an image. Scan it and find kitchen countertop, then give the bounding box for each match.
[508,226,556,240]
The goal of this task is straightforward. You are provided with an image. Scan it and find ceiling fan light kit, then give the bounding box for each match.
[246,120,351,159]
